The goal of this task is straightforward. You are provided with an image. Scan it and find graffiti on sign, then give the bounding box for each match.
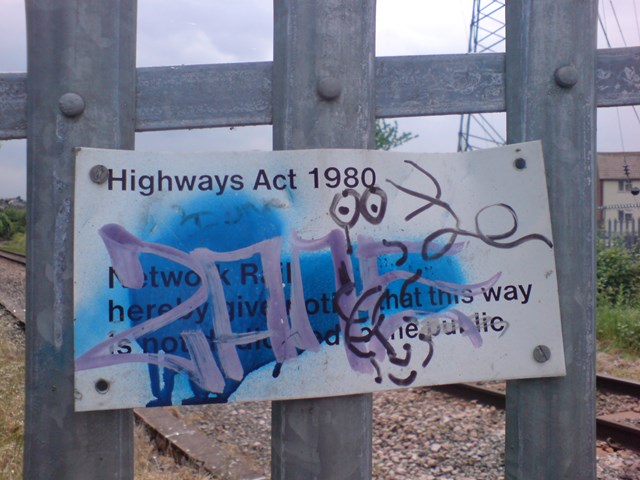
[73,143,565,411]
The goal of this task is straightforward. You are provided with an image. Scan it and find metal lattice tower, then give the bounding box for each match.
[457,0,506,151]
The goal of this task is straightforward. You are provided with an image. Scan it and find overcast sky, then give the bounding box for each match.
[1,0,639,199]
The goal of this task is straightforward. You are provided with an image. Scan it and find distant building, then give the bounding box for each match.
[0,196,26,210]
[597,152,640,230]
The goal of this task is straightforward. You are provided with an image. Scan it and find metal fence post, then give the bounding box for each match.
[271,0,375,478]
[504,1,597,478]
[24,1,136,478]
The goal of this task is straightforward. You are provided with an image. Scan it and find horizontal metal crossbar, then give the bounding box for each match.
[1,47,639,140]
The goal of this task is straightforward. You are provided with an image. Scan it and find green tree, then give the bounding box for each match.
[596,240,640,305]
[0,212,13,240]
[4,208,26,234]
[375,119,417,151]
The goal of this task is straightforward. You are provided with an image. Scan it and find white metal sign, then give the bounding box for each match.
[73,142,564,411]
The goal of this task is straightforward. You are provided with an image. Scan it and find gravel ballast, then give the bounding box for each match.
[179,384,640,479]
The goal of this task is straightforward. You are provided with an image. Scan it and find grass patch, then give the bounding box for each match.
[0,308,214,479]
[0,233,26,256]
[597,303,640,357]
[0,310,24,479]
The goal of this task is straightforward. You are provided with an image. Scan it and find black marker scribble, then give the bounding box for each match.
[360,186,387,224]
[334,267,439,386]
[420,337,434,368]
[388,370,417,386]
[382,239,409,266]
[387,159,553,261]
[388,343,411,367]
[330,186,388,254]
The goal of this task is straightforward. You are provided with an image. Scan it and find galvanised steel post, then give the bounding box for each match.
[271,0,375,478]
[24,1,136,478]
[504,1,598,478]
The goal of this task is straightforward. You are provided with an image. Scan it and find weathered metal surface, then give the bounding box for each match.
[270,1,375,478]
[596,47,640,108]
[504,1,598,479]
[24,0,136,478]
[0,73,27,139]
[2,48,640,140]
[376,53,505,117]
[136,62,273,131]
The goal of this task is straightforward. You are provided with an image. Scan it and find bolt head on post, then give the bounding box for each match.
[554,65,579,88]
[58,92,86,117]
[317,76,342,101]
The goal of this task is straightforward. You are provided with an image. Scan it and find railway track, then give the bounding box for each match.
[434,377,640,453]
[0,248,26,265]
[136,375,640,474]
[1,251,639,474]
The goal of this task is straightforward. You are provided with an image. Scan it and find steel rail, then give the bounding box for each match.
[0,249,26,265]
[133,377,640,472]
[433,381,640,453]
[597,373,640,397]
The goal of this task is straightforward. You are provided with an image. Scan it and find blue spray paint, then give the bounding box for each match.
[104,193,468,406]
[130,194,284,405]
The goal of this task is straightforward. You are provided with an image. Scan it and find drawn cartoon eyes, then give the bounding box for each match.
[329,187,388,228]
[360,186,387,225]
[330,189,360,228]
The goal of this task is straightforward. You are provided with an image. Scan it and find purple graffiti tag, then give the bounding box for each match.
[76,224,318,393]
[189,237,318,374]
[356,234,502,346]
[289,229,373,374]
[321,230,504,386]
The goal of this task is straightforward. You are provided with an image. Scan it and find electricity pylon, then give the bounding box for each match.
[457,0,506,152]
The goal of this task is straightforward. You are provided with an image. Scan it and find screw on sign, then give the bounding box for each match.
[533,345,551,363]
